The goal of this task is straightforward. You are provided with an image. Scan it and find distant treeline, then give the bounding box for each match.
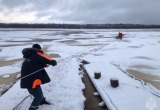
[0,23,160,29]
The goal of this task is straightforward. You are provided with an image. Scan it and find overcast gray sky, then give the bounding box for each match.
[0,0,160,24]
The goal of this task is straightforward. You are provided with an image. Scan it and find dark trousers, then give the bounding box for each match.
[27,86,44,110]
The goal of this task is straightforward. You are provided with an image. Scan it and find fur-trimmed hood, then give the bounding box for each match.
[22,48,37,58]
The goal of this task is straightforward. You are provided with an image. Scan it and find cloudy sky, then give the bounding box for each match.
[0,0,160,24]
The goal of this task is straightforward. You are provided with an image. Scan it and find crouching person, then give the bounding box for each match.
[20,44,57,110]
[118,32,124,39]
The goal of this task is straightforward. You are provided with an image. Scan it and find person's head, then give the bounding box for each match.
[32,44,41,49]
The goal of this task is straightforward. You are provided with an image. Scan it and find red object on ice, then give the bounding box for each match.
[118,32,124,37]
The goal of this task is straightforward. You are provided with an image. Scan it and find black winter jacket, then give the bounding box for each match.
[20,48,57,89]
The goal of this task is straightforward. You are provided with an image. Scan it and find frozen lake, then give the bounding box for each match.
[0,28,160,110]
[0,28,160,88]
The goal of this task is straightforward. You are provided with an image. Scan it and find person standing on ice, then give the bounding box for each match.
[20,44,57,110]
[118,32,124,39]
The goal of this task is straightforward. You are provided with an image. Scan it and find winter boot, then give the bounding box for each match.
[40,97,51,105]
[29,106,39,110]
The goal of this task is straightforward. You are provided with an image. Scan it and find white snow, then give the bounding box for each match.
[93,92,99,96]
[2,74,10,78]
[16,74,21,79]
[0,58,85,110]
[98,101,105,107]
[0,29,160,110]
[84,62,160,110]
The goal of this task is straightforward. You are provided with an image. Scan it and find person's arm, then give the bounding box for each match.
[37,52,57,66]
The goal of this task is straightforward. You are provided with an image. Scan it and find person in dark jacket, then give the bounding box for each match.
[21,44,57,110]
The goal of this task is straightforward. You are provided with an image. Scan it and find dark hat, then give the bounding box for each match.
[32,44,41,49]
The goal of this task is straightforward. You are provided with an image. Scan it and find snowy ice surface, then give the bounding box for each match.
[0,29,160,110]
[0,58,85,110]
